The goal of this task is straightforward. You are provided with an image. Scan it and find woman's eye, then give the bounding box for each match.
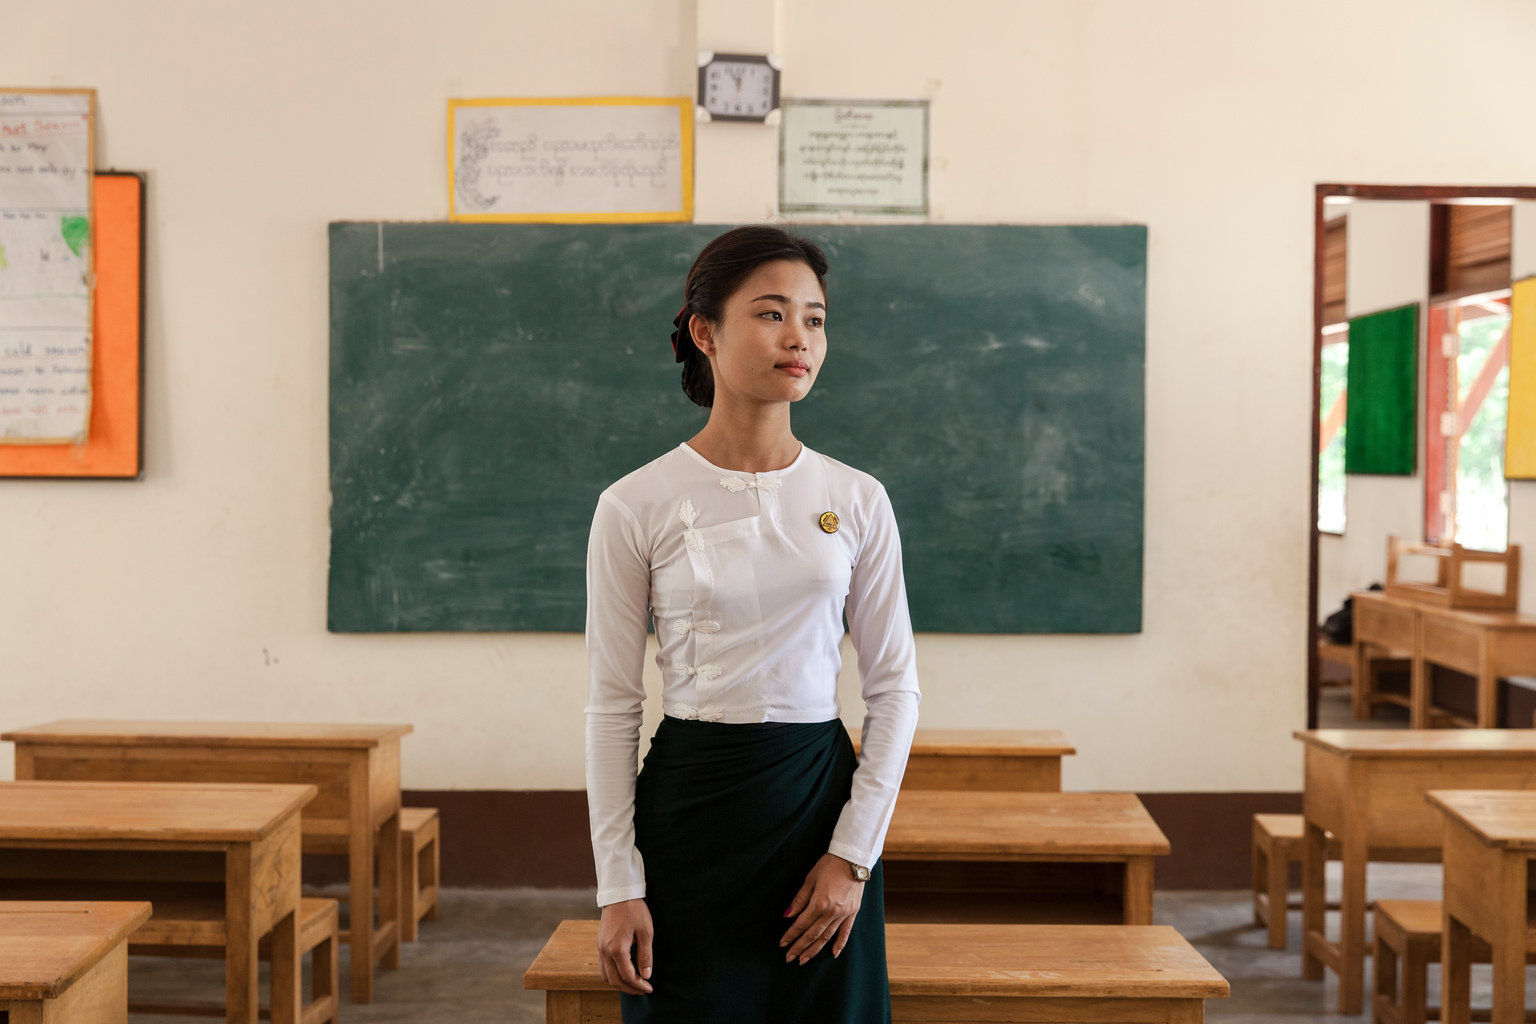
[808,318,823,328]
[761,311,782,321]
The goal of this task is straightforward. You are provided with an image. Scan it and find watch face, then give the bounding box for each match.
[703,60,777,119]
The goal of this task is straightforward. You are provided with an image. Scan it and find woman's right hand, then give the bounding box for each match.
[597,898,655,995]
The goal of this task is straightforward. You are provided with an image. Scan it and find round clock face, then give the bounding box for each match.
[704,61,776,119]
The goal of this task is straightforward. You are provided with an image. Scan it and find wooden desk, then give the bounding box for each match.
[525,919,1229,1023]
[0,781,313,1024]
[1351,589,1421,721]
[2,719,412,1003]
[1294,730,1536,1015]
[0,901,151,1023]
[1418,606,1536,728]
[881,791,1168,926]
[854,727,1075,791]
[1349,589,1536,728]
[1428,790,1536,1024]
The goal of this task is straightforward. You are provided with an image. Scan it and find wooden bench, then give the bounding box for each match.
[128,896,340,1024]
[1318,637,1354,686]
[1251,813,1340,949]
[1372,898,1536,1024]
[400,806,440,941]
[0,901,151,1023]
[853,727,1075,791]
[1372,899,1515,1024]
[1385,537,1520,612]
[525,919,1229,1022]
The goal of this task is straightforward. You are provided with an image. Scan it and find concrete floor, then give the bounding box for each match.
[1316,681,1407,730]
[126,863,1529,1022]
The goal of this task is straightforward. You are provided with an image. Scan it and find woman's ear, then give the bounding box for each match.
[689,313,716,357]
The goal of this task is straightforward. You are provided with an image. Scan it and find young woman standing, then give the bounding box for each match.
[584,225,921,1023]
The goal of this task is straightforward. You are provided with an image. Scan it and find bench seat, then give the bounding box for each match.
[399,805,440,940]
[1252,813,1343,949]
[525,919,1229,1022]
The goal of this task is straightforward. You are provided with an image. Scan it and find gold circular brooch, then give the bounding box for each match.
[819,511,840,534]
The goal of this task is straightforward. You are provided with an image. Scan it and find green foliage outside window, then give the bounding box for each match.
[1455,314,1510,552]
[1318,340,1348,534]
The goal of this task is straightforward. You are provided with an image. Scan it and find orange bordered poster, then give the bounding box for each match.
[0,171,143,478]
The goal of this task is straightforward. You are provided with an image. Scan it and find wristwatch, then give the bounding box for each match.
[849,862,871,882]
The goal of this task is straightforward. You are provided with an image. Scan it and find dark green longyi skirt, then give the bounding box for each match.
[623,717,891,1024]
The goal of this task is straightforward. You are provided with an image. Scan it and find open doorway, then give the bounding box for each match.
[1307,185,1536,728]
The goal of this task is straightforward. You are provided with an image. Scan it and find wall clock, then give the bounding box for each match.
[697,51,782,123]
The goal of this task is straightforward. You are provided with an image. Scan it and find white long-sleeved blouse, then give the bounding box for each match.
[584,441,922,907]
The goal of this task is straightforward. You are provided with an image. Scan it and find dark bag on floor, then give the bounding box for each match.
[1320,600,1352,644]
[1320,583,1383,645]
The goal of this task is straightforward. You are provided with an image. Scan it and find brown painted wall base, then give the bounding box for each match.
[303,790,1304,891]
[1136,792,1303,889]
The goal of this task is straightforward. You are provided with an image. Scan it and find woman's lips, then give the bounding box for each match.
[777,362,810,377]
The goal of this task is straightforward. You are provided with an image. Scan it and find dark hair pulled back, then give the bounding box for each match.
[677,225,828,408]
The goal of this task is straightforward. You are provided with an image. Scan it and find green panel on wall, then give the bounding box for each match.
[1344,303,1419,476]
[329,223,1146,634]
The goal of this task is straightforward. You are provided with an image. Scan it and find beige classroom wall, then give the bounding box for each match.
[4,0,1536,794]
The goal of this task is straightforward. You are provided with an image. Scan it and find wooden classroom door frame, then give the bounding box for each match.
[1308,184,1536,728]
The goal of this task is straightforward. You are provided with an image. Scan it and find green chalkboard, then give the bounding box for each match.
[329,223,1145,633]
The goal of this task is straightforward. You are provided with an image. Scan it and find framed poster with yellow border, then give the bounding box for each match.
[447,97,693,223]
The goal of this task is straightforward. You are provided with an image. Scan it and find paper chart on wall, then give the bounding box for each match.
[448,97,693,223]
[779,99,928,216]
[0,89,95,444]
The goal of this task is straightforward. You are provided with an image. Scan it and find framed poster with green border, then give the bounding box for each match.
[778,99,928,216]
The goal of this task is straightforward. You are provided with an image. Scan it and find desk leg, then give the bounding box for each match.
[1443,910,1473,1024]
[1122,856,1153,925]
[1477,656,1498,729]
[1492,851,1528,1024]
[379,808,402,970]
[227,844,259,1024]
[349,800,376,1003]
[1352,640,1371,720]
[1410,650,1430,730]
[1336,824,1368,1015]
[1301,819,1326,981]
[270,908,301,1024]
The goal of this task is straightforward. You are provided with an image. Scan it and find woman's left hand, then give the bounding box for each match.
[779,853,865,964]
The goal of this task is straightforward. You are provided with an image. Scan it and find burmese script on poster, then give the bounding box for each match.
[449,99,691,222]
[0,90,93,443]
[779,100,928,215]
